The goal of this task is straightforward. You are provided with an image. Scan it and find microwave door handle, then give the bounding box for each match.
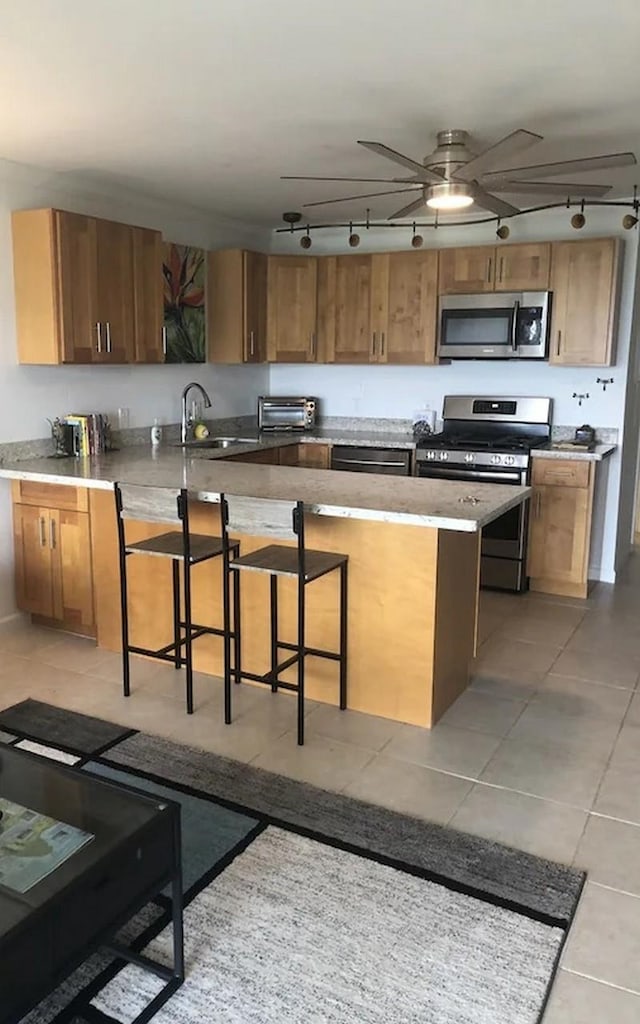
[511,300,520,352]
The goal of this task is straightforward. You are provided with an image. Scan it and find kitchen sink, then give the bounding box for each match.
[174,437,257,449]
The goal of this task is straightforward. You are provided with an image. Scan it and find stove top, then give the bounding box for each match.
[418,432,547,453]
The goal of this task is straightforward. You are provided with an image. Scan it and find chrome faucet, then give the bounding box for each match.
[181,382,212,443]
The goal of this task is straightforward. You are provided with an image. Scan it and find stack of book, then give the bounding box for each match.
[64,414,111,457]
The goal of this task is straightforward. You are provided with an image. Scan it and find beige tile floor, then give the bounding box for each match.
[3,554,640,1021]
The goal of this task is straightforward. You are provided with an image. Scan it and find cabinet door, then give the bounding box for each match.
[50,509,95,629]
[382,250,438,364]
[14,505,54,617]
[549,239,620,366]
[438,246,495,294]
[95,218,135,363]
[56,211,99,363]
[331,255,376,363]
[494,243,551,292]
[267,257,317,362]
[244,251,267,362]
[297,443,331,469]
[527,484,591,588]
[132,227,164,363]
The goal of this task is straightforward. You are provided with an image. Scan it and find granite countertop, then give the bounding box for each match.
[532,443,616,462]
[192,429,419,450]
[0,447,530,533]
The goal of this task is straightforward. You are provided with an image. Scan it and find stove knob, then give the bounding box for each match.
[464,452,475,463]
[491,454,502,465]
[504,455,516,466]
[438,451,449,461]
[426,450,436,460]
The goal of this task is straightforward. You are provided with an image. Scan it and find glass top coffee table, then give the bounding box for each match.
[0,744,183,1024]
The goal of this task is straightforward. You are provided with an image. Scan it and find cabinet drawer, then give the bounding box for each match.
[531,459,590,489]
[11,480,89,511]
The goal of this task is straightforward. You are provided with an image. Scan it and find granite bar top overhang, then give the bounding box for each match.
[0,448,530,533]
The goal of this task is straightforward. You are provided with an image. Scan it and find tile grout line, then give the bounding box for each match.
[562,967,640,998]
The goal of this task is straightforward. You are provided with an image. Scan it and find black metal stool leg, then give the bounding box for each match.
[270,574,279,693]
[183,557,194,714]
[119,551,131,698]
[172,561,181,670]
[223,553,232,725]
[232,560,241,687]
[297,576,306,745]
[339,561,348,710]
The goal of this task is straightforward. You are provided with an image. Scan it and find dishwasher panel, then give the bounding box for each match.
[330,446,412,476]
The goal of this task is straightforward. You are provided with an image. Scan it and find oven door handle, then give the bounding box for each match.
[418,466,525,485]
[511,300,520,352]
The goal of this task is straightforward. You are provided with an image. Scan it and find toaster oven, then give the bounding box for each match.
[258,396,318,431]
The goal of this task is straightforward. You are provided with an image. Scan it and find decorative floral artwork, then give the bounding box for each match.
[163,243,206,363]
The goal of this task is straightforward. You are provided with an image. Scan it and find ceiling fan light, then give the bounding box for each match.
[426,182,474,211]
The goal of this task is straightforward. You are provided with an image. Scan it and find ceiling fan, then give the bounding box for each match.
[282,129,637,219]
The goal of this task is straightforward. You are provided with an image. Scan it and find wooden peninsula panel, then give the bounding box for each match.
[90,490,480,727]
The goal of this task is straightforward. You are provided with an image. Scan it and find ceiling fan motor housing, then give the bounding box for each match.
[425,129,475,176]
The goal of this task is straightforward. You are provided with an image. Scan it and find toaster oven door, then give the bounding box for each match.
[259,398,307,431]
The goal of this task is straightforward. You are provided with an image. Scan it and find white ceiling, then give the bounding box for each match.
[2,1,640,226]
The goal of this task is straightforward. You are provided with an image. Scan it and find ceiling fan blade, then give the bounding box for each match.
[482,151,637,183]
[358,141,444,182]
[388,196,427,219]
[470,186,520,217]
[493,180,612,198]
[454,129,543,182]
[303,187,422,209]
[281,175,415,183]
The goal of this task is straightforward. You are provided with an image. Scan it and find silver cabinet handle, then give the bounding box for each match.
[380,332,385,357]
[50,518,56,549]
[39,516,46,547]
[487,258,492,283]
[556,330,562,356]
[499,257,504,283]
[162,326,168,356]
[533,491,542,518]
[249,330,255,357]
[95,322,102,354]
[105,321,112,354]
[371,332,377,357]
[311,332,316,359]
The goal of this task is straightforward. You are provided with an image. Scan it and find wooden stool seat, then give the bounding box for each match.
[126,531,225,562]
[231,544,347,581]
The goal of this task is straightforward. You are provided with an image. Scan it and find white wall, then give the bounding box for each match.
[0,157,270,618]
[270,207,640,583]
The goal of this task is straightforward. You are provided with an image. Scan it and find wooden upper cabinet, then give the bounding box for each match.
[438,246,495,294]
[132,227,164,363]
[267,256,318,362]
[56,211,99,363]
[12,208,142,364]
[383,250,439,364]
[494,243,551,292]
[94,218,135,363]
[549,238,621,366]
[208,249,267,363]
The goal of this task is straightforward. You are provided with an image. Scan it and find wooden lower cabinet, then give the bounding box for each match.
[527,459,595,598]
[296,443,331,469]
[13,488,95,634]
[224,443,332,468]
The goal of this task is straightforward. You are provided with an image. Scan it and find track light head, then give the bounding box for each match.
[496,224,510,240]
[300,234,312,249]
[411,234,424,248]
[349,233,360,247]
[623,213,638,230]
[571,212,586,229]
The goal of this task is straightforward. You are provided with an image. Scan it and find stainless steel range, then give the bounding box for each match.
[415,396,552,592]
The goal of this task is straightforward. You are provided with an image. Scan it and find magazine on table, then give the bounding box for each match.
[0,797,94,893]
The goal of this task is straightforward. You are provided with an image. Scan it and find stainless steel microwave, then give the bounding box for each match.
[438,291,551,360]
[258,396,317,431]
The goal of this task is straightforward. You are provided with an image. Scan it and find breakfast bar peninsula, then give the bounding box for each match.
[0,445,529,727]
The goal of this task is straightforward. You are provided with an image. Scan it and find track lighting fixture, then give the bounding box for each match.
[496,222,510,240]
[623,214,638,229]
[348,222,360,247]
[571,201,586,229]
[300,226,312,249]
[411,222,424,248]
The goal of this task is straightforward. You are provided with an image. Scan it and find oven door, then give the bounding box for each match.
[416,461,530,591]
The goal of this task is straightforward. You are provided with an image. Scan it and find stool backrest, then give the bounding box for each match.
[223,494,300,541]
[116,483,183,525]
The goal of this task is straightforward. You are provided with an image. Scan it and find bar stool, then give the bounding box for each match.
[114,483,240,714]
[219,493,348,745]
